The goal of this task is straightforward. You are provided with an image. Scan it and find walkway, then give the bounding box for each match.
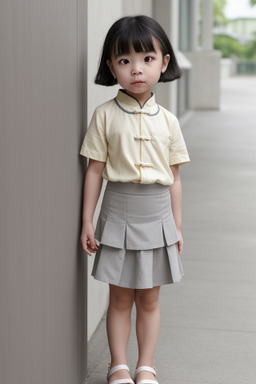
[87,77,256,384]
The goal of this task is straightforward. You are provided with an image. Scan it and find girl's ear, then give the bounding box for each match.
[161,54,170,73]
[107,60,116,79]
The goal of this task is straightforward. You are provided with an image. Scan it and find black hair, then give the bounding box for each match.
[95,15,181,86]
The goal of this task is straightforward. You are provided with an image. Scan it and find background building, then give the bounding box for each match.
[227,17,256,42]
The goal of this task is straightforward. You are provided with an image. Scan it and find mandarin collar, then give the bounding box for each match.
[115,89,160,116]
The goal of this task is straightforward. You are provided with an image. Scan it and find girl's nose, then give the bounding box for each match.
[131,66,143,75]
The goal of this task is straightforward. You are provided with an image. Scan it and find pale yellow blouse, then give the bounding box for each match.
[80,90,190,185]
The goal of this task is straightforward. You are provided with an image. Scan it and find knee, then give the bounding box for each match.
[135,290,159,313]
[109,288,134,312]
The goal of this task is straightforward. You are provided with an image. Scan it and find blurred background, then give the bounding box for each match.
[1,1,255,384]
[214,0,256,76]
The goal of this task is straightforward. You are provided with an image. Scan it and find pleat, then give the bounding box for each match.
[92,245,126,285]
[166,244,184,283]
[118,250,152,289]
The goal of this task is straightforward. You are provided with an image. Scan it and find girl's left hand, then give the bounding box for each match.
[177,230,183,255]
[80,222,98,256]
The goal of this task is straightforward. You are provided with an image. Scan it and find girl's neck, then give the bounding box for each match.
[124,89,152,108]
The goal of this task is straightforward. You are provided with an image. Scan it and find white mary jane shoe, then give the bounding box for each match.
[134,366,159,384]
[107,364,135,384]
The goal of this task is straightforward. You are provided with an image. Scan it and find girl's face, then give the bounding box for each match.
[107,38,170,104]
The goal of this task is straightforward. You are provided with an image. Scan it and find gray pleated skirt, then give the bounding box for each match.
[92,181,184,289]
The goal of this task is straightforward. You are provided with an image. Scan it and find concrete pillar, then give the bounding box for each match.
[153,0,179,115]
[169,0,179,115]
[185,50,221,109]
[190,0,200,51]
[122,0,152,16]
[202,0,214,50]
[184,0,221,109]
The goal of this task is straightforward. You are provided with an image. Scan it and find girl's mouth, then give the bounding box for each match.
[132,81,145,85]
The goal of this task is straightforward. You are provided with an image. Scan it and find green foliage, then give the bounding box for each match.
[214,0,228,26]
[214,0,256,61]
[214,35,246,58]
[214,34,256,60]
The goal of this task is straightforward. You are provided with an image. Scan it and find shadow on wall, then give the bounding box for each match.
[76,223,88,382]
[77,33,88,380]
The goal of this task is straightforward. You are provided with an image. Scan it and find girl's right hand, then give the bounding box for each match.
[80,222,98,256]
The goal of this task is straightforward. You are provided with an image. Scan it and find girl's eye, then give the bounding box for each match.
[119,59,129,65]
[144,56,154,63]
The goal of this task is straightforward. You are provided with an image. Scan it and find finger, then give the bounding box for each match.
[83,244,92,256]
[178,240,183,255]
[86,239,98,253]
[87,236,98,251]
[81,238,92,256]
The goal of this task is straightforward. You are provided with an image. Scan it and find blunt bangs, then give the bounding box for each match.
[95,15,181,86]
[113,25,156,57]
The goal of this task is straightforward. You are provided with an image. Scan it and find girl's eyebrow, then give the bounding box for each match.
[113,52,129,59]
[114,50,156,59]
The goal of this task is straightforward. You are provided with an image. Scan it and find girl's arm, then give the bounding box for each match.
[80,159,105,256]
[169,164,183,255]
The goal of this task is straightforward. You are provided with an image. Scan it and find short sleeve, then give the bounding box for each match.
[79,108,107,162]
[169,117,190,166]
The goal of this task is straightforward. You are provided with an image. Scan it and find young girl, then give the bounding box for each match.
[80,15,190,384]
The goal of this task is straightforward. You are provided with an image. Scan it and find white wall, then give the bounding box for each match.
[87,0,123,340]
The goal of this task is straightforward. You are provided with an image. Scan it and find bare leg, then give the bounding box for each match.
[135,286,161,382]
[107,284,135,383]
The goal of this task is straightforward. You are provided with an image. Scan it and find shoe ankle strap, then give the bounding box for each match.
[135,366,156,377]
[108,364,130,380]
